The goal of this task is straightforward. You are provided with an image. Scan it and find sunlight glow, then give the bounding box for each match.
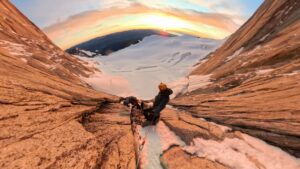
[13,0,264,49]
[46,11,233,49]
[139,13,190,31]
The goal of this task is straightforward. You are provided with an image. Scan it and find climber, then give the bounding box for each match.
[143,82,173,125]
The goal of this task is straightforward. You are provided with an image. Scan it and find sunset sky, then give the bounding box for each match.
[11,0,263,49]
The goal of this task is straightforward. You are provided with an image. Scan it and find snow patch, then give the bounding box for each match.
[20,58,27,63]
[246,45,262,56]
[241,62,248,67]
[139,122,185,169]
[207,121,232,133]
[169,74,212,97]
[226,47,244,61]
[79,49,96,57]
[79,35,222,99]
[256,69,274,75]
[260,33,270,42]
[0,40,32,57]
[80,71,136,97]
[156,122,186,151]
[40,62,56,70]
[187,75,212,92]
[21,37,28,41]
[198,58,208,65]
[185,133,300,169]
[284,70,300,76]
[168,77,189,97]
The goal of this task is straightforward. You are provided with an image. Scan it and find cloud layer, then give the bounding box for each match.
[12,0,263,49]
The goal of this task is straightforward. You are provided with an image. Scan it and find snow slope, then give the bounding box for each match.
[135,111,300,169]
[138,122,185,169]
[82,35,222,99]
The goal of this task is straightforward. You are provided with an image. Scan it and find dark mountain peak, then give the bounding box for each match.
[66,29,176,57]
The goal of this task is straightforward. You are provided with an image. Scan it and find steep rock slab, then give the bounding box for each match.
[82,103,136,169]
[161,146,228,169]
[159,108,300,169]
[173,0,300,157]
[0,1,135,168]
[0,0,97,82]
[191,0,300,76]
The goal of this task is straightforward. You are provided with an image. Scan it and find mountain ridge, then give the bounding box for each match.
[67,29,175,56]
[172,0,300,157]
[0,0,299,168]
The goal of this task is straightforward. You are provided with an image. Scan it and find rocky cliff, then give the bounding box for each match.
[0,1,136,168]
[1,0,300,168]
[172,0,300,157]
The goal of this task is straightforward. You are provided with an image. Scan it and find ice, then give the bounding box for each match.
[185,133,300,169]
[138,122,185,169]
[79,35,222,99]
[140,126,163,169]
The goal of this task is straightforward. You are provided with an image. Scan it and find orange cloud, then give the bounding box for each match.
[44,4,240,49]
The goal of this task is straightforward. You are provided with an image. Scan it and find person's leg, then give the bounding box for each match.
[143,109,153,121]
[153,114,160,124]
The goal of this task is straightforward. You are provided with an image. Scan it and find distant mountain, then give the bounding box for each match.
[66,29,175,57]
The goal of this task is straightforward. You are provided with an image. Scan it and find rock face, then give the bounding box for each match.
[1,0,300,168]
[128,107,299,169]
[0,1,135,168]
[172,0,300,157]
[161,146,228,169]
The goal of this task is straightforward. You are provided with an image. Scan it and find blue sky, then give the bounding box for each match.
[11,0,263,28]
[11,0,263,48]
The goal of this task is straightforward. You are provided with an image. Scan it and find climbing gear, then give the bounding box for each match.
[158,82,167,91]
